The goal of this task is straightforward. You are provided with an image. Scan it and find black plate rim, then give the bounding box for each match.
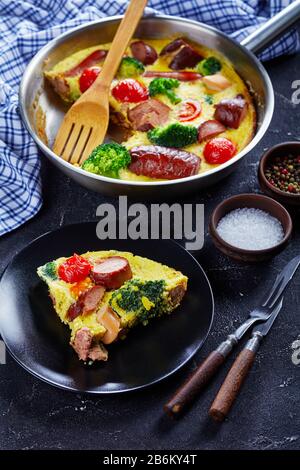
[0,222,214,394]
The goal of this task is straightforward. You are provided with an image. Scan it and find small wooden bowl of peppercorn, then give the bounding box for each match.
[258,142,300,207]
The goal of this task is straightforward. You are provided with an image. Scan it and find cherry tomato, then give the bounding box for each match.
[203,137,236,164]
[79,66,101,93]
[178,100,201,122]
[58,254,91,283]
[112,79,148,103]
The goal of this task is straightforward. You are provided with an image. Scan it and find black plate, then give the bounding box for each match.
[0,223,214,394]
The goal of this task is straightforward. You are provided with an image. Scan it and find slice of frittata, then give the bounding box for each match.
[37,250,187,362]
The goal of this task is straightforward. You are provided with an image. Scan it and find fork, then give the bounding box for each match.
[53,0,148,165]
[164,255,300,417]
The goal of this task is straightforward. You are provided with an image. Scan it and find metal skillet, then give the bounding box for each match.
[19,2,300,198]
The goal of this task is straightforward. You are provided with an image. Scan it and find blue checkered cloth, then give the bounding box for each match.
[0,0,299,236]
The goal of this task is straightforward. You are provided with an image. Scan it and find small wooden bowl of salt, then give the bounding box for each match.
[209,193,293,262]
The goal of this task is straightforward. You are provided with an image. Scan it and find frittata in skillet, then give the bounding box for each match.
[45,36,256,181]
[37,251,187,362]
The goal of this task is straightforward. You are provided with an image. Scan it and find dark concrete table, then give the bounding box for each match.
[0,50,299,451]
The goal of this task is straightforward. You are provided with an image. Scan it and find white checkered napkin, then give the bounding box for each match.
[0,0,299,236]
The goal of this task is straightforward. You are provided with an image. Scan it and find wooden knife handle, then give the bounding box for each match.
[209,348,256,422]
[164,351,225,417]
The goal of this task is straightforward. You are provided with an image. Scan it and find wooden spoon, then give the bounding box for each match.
[53,0,148,165]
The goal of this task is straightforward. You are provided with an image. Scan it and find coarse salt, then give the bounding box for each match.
[216,208,284,250]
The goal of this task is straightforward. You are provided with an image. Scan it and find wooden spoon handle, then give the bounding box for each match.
[95,0,148,87]
[209,348,256,422]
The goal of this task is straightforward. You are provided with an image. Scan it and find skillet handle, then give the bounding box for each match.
[241,1,300,54]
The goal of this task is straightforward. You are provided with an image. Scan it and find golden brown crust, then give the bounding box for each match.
[45,74,70,102]
[239,85,257,147]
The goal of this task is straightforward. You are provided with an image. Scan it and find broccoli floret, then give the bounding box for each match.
[82,143,131,178]
[40,261,57,280]
[197,56,221,76]
[117,57,145,78]
[148,123,198,148]
[149,78,181,104]
[109,279,167,325]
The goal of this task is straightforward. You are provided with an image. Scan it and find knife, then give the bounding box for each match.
[164,255,300,418]
[209,297,284,422]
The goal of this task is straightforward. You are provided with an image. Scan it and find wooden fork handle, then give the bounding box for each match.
[164,351,225,418]
[209,344,259,422]
[93,0,148,88]
[164,334,239,418]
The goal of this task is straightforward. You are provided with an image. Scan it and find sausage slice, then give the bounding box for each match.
[214,95,248,129]
[88,343,108,362]
[159,38,202,70]
[160,38,186,55]
[71,327,108,361]
[198,120,226,142]
[81,285,106,314]
[90,256,132,289]
[127,98,170,131]
[169,283,187,307]
[67,301,82,321]
[170,45,203,70]
[71,327,92,361]
[129,145,200,179]
[130,41,158,65]
[67,285,106,321]
[64,49,107,77]
[143,70,202,81]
